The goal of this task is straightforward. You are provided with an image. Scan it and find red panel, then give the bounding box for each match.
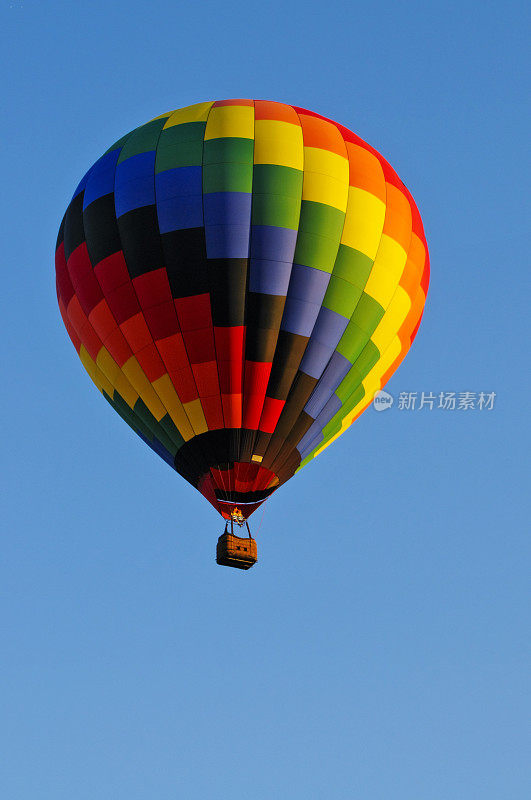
[259,397,285,433]
[184,328,216,363]
[201,395,224,429]
[192,361,219,396]
[217,360,243,394]
[74,271,104,315]
[58,297,81,352]
[120,312,152,352]
[105,281,140,325]
[55,242,75,305]
[135,343,167,382]
[213,99,253,107]
[143,301,180,341]
[174,294,212,331]
[168,367,198,404]
[242,394,265,430]
[221,393,242,428]
[214,326,245,363]
[244,361,272,396]
[102,326,132,367]
[94,251,130,294]
[89,299,117,342]
[133,268,173,309]
[66,242,92,285]
[156,333,189,373]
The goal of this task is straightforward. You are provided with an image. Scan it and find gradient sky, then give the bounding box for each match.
[1,1,529,798]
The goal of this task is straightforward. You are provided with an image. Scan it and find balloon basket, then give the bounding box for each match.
[216,516,257,570]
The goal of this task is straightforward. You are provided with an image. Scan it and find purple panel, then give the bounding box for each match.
[83,150,120,209]
[249,259,292,295]
[205,224,250,259]
[250,225,298,262]
[203,192,252,226]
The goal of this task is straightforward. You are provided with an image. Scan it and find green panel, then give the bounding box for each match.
[355,340,380,380]
[298,201,345,241]
[203,162,253,194]
[336,320,368,362]
[252,164,303,198]
[159,121,206,144]
[117,118,168,162]
[294,231,340,271]
[105,391,152,441]
[351,292,385,335]
[155,139,204,170]
[155,123,206,171]
[104,130,136,155]
[333,244,374,289]
[335,364,364,402]
[159,414,185,451]
[133,399,178,456]
[323,275,363,318]
[251,192,301,230]
[203,137,254,165]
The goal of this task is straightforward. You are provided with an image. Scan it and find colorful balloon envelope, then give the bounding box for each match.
[56,99,429,521]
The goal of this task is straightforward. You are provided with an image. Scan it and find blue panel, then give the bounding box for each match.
[156,166,202,200]
[304,351,351,418]
[157,195,204,233]
[280,296,322,337]
[72,166,94,200]
[205,224,250,259]
[249,259,292,295]
[203,192,252,226]
[82,150,121,209]
[115,152,156,217]
[299,307,349,377]
[298,394,342,456]
[287,263,330,303]
[250,225,298,262]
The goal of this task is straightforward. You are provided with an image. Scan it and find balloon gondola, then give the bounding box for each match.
[55,99,429,568]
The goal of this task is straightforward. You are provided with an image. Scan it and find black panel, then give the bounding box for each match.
[117,205,164,279]
[83,193,122,265]
[63,193,85,261]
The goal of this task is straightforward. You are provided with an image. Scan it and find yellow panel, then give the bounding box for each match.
[341,187,386,259]
[96,347,121,387]
[364,234,407,308]
[204,105,254,140]
[78,345,98,387]
[148,111,173,122]
[371,286,412,352]
[303,147,349,183]
[122,357,166,421]
[152,374,195,441]
[251,454,263,463]
[253,119,303,169]
[163,101,214,128]
[183,398,208,435]
[302,171,349,211]
[113,371,138,409]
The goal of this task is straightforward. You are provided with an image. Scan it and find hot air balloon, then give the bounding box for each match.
[55,99,429,568]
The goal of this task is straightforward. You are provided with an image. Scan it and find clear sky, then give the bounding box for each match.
[1,1,529,798]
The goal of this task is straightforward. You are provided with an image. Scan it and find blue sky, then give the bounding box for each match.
[1,1,529,798]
